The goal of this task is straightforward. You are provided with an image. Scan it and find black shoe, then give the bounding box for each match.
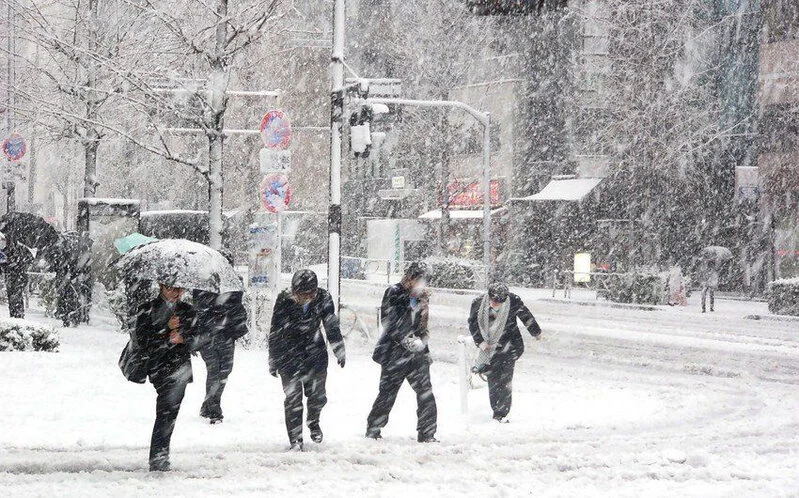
[309,424,323,443]
[493,416,509,424]
[417,434,439,443]
[149,460,171,472]
[365,430,382,440]
[289,441,304,452]
[210,417,223,425]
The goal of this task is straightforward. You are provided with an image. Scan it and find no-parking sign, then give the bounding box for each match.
[259,173,292,213]
[2,133,27,161]
[260,110,292,150]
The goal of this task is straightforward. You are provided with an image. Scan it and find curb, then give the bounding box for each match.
[538,297,660,312]
[744,314,799,323]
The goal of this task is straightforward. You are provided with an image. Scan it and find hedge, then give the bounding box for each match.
[0,318,60,352]
[767,278,799,316]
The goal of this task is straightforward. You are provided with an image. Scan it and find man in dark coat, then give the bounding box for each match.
[135,283,199,471]
[194,290,248,424]
[366,262,438,443]
[2,234,33,319]
[269,270,345,451]
[468,282,541,423]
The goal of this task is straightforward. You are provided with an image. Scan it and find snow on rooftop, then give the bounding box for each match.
[78,198,141,206]
[419,207,507,220]
[516,178,603,202]
[140,210,207,217]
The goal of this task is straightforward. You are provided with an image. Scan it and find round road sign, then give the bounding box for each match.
[260,110,292,150]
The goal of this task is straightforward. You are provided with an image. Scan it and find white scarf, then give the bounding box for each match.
[475,293,510,368]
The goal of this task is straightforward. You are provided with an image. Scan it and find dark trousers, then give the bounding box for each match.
[366,357,437,438]
[701,286,715,312]
[280,368,328,444]
[149,365,190,466]
[200,337,235,418]
[486,357,515,419]
[5,271,26,319]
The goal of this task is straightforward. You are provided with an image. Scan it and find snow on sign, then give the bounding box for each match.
[259,173,291,213]
[2,133,27,161]
[260,110,292,150]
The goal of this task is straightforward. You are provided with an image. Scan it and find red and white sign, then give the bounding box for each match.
[446,179,502,208]
[2,133,27,161]
[260,110,292,150]
[259,173,292,213]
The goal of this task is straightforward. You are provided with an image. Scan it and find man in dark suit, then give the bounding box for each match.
[136,282,199,471]
[366,262,438,443]
[269,270,345,451]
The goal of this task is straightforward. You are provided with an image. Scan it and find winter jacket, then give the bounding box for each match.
[135,297,199,383]
[269,288,345,375]
[697,260,720,288]
[372,283,431,367]
[193,290,249,346]
[468,293,541,362]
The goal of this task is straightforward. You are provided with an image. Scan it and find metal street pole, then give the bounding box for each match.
[482,113,491,283]
[366,97,491,289]
[328,0,345,310]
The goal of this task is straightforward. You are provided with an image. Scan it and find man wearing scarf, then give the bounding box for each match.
[468,282,541,423]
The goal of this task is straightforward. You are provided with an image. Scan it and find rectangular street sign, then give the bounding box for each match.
[259,148,291,174]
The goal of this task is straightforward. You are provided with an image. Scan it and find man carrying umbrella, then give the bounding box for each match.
[2,233,33,318]
[269,270,346,451]
[698,246,731,313]
[0,213,59,319]
[136,281,199,472]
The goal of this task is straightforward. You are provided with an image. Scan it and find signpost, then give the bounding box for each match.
[251,110,293,342]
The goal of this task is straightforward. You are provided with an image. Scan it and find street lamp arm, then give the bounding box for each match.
[365,97,490,126]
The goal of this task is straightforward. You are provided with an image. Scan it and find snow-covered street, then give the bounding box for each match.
[1,287,798,497]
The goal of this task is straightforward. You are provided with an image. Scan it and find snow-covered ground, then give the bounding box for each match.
[1,285,798,497]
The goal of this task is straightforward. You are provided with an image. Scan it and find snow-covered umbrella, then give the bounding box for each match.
[114,232,157,255]
[0,212,59,251]
[700,245,733,261]
[116,239,243,293]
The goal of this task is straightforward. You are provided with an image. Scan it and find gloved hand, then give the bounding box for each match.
[337,356,346,368]
[401,336,425,353]
[269,368,278,378]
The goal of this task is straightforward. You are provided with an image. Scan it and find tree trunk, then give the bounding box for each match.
[83,139,98,197]
[208,132,224,249]
[207,0,229,250]
[83,0,99,198]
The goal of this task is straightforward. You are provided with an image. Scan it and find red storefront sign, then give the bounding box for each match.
[445,179,502,207]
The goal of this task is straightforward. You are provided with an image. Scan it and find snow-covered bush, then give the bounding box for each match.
[767,278,799,316]
[424,257,478,289]
[106,285,129,329]
[0,319,60,352]
[606,273,667,305]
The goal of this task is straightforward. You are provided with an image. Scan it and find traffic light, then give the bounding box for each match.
[349,105,374,158]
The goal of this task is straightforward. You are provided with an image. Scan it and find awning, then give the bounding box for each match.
[514,178,602,202]
[419,207,507,220]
